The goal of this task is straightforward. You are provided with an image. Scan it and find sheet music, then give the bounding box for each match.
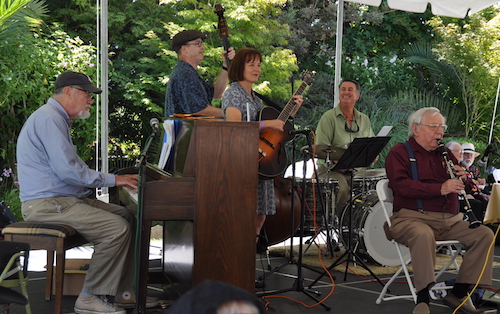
[158,119,175,170]
[377,126,392,137]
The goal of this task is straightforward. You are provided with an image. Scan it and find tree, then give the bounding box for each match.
[425,9,500,139]
[43,0,300,154]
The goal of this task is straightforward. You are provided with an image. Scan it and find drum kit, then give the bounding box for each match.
[290,144,402,267]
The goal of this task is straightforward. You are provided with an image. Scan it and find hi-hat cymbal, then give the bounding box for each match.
[301,144,346,161]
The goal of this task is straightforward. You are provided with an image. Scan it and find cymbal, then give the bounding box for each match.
[301,144,346,161]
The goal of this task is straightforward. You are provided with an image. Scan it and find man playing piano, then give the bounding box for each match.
[16,71,158,314]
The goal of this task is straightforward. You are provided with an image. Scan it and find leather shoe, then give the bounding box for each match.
[443,292,484,314]
[413,302,430,314]
[255,280,266,289]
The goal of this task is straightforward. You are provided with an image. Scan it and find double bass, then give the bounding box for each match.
[263,176,302,246]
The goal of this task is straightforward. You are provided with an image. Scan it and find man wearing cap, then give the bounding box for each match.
[462,143,490,206]
[165,29,235,118]
[17,71,158,314]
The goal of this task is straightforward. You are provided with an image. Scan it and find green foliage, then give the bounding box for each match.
[0,0,47,41]
[43,0,297,151]
[2,0,500,205]
[0,24,100,182]
[427,11,500,140]
[0,188,22,221]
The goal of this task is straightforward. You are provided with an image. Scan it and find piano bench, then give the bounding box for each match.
[2,221,88,314]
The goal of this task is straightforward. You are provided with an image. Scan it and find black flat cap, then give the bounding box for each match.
[171,30,207,52]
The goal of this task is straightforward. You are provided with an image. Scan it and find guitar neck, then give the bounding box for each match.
[277,81,308,122]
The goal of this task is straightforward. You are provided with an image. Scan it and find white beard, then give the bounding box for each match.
[77,110,91,119]
[462,159,473,168]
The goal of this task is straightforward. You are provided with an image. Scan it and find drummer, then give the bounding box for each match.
[315,79,375,217]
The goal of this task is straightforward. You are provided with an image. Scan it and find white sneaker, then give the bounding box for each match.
[74,293,126,314]
[114,290,160,309]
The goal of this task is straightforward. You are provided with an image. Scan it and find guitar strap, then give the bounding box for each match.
[254,91,283,112]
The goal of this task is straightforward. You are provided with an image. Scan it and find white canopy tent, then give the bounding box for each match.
[333,0,499,105]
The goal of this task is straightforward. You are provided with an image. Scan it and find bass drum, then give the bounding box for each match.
[340,191,411,267]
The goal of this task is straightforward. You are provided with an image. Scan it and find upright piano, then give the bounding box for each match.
[118,119,258,311]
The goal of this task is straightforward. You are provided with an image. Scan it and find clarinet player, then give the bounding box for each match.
[384,107,493,314]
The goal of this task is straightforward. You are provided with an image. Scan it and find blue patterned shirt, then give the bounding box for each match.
[164,60,215,117]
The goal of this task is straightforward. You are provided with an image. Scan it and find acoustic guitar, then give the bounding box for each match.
[258,70,315,179]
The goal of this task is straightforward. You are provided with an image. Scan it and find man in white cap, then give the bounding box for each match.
[165,29,235,118]
[17,71,158,314]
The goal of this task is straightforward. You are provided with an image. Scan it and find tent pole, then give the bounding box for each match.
[99,0,109,201]
[334,0,344,107]
[488,76,500,145]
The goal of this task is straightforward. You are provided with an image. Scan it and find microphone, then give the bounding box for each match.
[150,118,160,135]
[477,144,493,168]
[289,129,311,135]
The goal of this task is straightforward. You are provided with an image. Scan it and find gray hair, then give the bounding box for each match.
[407,107,445,139]
[445,141,460,149]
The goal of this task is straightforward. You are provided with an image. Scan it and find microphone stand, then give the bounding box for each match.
[133,127,159,313]
[258,130,331,311]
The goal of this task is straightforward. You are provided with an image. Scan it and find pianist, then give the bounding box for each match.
[16,71,158,314]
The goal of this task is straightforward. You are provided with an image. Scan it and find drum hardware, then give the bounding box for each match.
[299,144,341,255]
[257,129,332,311]
[308,136,391,288]
[352,168,387,195]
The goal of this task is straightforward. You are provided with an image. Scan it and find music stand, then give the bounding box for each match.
[308,136,390,288]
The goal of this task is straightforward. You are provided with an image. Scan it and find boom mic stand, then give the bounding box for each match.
[258,130,331,311]
[308,136,390,288]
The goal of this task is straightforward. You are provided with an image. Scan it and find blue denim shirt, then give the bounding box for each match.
[164,60,214,117]
[16,98,115,202]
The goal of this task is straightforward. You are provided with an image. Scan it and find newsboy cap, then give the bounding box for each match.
[171,30,207,53]
[54,71,102,94]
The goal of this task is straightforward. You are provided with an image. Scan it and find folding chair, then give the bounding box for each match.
[0,241,31,314]
[375,179,464,304]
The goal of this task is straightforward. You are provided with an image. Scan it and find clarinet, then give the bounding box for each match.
[437,140,481,228]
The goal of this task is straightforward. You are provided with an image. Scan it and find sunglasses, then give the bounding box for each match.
[345,120,359,133]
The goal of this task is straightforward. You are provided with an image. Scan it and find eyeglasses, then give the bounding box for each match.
[451,149,464,154]
[344,120,359,133]
[418,123,448,131]
[184,41,203,47]
[71,86,92,98]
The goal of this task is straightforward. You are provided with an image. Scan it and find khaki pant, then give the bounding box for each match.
[389,208,493,292]
[22,197,135,296]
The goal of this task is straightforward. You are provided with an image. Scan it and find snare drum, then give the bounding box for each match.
[340,191,410,266]
[353,168,387,194]
[296,178,339,234]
